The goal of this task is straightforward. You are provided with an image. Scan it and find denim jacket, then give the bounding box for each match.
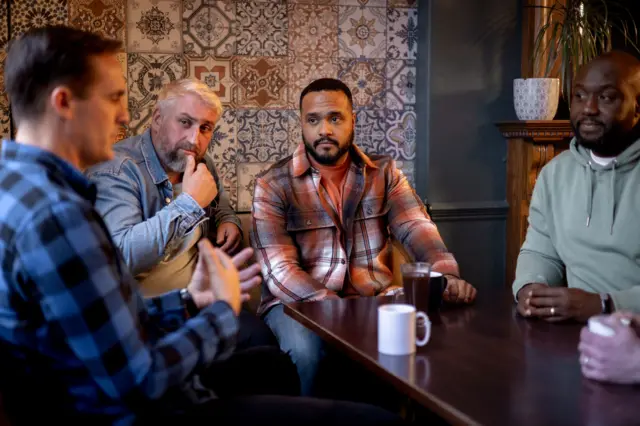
[86,129,241,277]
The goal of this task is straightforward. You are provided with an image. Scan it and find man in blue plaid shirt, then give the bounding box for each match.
[0,25,404,426]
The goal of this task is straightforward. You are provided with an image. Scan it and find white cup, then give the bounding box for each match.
[378,303,431,355]
[588,316,615,337]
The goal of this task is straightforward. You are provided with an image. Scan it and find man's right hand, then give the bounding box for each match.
[183,156,218,208]
[188,239,241,314]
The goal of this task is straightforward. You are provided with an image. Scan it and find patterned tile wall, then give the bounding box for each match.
[0,0,418,212]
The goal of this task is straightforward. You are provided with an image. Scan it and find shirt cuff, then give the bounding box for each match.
[174,192,206,229]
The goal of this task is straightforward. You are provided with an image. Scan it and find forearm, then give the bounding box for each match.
[256,247,338,303]
[513,248,565,299]
[111,193,206,276]
[145,290,189,329]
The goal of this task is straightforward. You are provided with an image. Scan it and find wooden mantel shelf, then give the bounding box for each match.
[495,120,574,141]
[495,120,574,286]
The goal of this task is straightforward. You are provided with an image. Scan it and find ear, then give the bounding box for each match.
[49,86,74,121]
[151,107,163,132]
[352,110,356,127]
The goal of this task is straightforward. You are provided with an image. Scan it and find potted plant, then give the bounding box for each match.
[514,0,639,121]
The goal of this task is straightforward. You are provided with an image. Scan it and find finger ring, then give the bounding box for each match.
[581,355,589,366]
[550,307,556,315]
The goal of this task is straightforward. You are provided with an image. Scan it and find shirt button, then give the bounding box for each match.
[165,197,171,204]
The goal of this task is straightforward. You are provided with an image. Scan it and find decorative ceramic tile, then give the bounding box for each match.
[395,160,415,188]
[127,0,182,53]
[288,4,338,58]
[287,109,302,148]
[289,0,337,4]
[237,162,275,212]
[10,0,68,38]
[387,7,417,59]
[288,56,338,108]
[338,6,386,58]
[0,1,8,48]
[339,0,385,6]
[209,109,237,163]
[115,53,129,143]
[187,55,233,105]
[232,57,288,108]
[69,0,126,41]
[0,107,9,141]
[0,48,7,110]
[183,0,236,58]
[236,1,288,57]
[355,109,385,155]
[127,53,186,111]
[236,109,293,162]
[386,59,416,110]
[338,58,386,108]
[126,108,154,138]
[389,0,418,7]
[213,161,238,210]
[385,109,416,161]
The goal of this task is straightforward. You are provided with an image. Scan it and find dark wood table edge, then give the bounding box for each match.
[284,303,481,426]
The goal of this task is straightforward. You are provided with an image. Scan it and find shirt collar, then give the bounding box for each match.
[140,128,170,185]
[1,140,97,203]
[291,142,378,178]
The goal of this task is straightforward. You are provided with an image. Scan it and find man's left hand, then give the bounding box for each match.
[189,246,262,308]
[526,287,601,322]
[579,316,640,384]
[443,277,477,304]
[216,222,242,254]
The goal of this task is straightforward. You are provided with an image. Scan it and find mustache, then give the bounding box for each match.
[313,137,339,147]
[175,142,201,155]
[578,118,605,126]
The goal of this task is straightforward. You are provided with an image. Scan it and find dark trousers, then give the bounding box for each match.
[146,395,407,425]
[138,343,406,426]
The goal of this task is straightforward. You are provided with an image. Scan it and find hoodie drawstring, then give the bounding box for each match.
[610,160,617,235]
[585,160,618,234]
[585,161,593,227]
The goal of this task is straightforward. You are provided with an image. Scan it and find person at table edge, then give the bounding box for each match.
[513,51,640,322]
[250,78,477,396]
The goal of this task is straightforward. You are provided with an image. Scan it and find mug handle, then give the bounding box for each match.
[416,311,430,346]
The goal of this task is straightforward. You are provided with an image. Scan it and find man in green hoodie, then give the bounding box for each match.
[513,51,640,322]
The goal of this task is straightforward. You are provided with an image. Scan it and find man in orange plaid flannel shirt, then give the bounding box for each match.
[251,78,477,396]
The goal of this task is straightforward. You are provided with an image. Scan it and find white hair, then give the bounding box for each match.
[155,77,223,117]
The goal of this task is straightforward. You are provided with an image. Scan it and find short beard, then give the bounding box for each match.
[154,131,204,173]
[572,120,640,157]
[303,131,354,166]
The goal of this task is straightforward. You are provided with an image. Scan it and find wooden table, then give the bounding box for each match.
[284,290,640,426]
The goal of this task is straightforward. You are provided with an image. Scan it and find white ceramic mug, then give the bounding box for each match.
[378,303,430,355]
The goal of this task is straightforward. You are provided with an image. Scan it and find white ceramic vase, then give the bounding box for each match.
[513,78,560,120]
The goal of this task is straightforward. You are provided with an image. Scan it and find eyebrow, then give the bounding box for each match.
[305,111,346,117]
[574,83,618,91]
[179,113,214,126]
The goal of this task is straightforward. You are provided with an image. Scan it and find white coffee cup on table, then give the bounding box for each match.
[378,304,430,355]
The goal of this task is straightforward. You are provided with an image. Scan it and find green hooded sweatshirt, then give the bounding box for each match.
[513,137,640,312]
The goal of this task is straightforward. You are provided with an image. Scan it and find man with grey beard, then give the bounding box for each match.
[86,78,282,355]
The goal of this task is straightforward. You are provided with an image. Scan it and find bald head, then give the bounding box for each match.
[576,51,640,91]
[570,51,640,157]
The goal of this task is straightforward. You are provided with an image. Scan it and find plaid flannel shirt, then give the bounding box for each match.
[251,143,460,315]
[0,142,238,424]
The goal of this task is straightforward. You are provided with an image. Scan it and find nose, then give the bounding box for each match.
[583,93,599,116]
[117,101,130,126]
[318,119,333,137]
